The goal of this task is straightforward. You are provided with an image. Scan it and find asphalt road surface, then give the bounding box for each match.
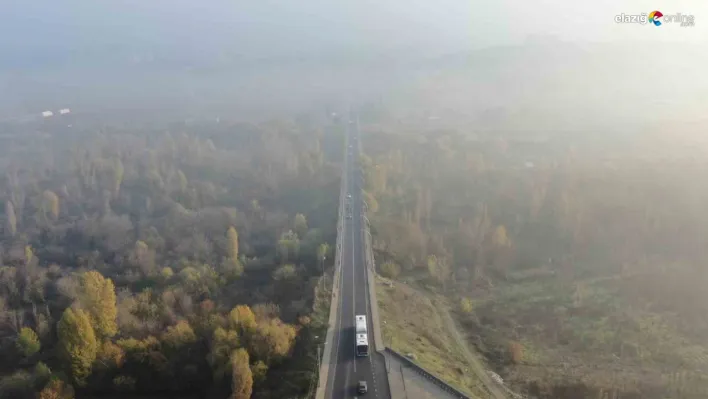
[325,119,391,398]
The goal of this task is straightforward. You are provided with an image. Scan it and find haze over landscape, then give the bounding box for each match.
[1,1,708,399]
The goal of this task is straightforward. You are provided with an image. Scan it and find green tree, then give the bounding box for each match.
[380,261,401,279]
[230,348,253,399]
[272,264,297,281]
[220,257,244,281]
[33,362,52,389]
[250,360,268,385]
[277,230,300,262]
[226,226,239,260]
[57,308,98,386]
[79,271,118,338]
[317,243,329,273]
[294,213,308,237]
[16,327,40,357]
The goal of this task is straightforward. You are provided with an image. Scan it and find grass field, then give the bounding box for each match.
[459,264,708,399]
[376,276,492,398]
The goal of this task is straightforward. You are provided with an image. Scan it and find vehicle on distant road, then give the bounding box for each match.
[357,380,368,394]
[355,315,369,356]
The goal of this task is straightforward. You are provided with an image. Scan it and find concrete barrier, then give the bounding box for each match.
[363,225,385,352]
[385,348,472,399]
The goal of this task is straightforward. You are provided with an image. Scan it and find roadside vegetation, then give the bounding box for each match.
[362,116,708,399]
[376,276,490,398]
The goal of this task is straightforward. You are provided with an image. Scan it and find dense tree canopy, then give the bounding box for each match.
[0,115,342,398]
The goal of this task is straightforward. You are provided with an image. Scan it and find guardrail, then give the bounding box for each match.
[385,348,472,399]
[314,122,348,399]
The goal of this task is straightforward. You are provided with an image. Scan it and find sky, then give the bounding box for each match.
[1,0,706,61]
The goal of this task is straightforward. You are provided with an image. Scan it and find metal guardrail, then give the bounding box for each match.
[385,348,472,399]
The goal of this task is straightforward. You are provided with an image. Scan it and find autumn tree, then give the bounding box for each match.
[426,255,451,288]
[161,320,197,350]
[42,190,60,220]
[112,158,124,196]
[95,341,125,370]
[78,271,118,338]
[38,378,75,399]
[230,348,253,399]
[57,308,98,385]
[176,170,188,193]
[228,305,257,336]
[208,327,240,380]
[16,327,40,357]
[294,213,308,237]
[508,341,524,364]
[460,298,473,314]
[491,225,511,249]
[5,200,16,236]
[380,261,401,279]
[131,240,156,277]
[249,318,297,364]
[226,226,239,260]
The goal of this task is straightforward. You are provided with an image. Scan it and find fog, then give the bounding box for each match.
[3,3,708,399]
[1,1,707,126]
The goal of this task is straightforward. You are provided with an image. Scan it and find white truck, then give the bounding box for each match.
[355,315,369,356]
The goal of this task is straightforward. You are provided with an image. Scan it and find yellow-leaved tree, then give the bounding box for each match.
[227,226,239,260]
[230,348,253,399]
[79,271,118,338]
[58,308,98,386]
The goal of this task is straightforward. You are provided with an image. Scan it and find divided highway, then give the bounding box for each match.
[324,119,391,398]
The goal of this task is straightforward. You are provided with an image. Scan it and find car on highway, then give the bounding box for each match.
[357,381,368,394]
[347,194,352,199]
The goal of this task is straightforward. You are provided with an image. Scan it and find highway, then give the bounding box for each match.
[325,118,391,398]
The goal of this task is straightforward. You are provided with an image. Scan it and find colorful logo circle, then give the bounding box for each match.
[649,10,663,26]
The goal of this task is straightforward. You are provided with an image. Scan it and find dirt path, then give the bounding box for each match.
[434,298,512,399]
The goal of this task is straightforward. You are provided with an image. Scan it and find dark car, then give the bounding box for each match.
[357,381,368,394]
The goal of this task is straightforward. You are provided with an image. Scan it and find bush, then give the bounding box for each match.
[380,261,401,279]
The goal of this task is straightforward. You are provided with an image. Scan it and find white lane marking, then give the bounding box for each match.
[329,134,348,398]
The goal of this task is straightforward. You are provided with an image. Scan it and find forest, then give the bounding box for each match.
[362,121,708,398]
[0,115,342,398]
